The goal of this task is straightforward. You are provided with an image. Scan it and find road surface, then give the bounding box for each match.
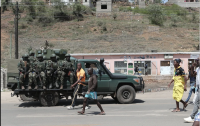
[1,89,196,126]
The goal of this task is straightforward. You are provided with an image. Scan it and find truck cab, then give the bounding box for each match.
[74,58,144,104]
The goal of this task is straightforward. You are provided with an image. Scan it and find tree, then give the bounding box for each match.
[147,4,164,26]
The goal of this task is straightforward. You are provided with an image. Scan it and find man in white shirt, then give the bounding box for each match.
[184,58,200,123]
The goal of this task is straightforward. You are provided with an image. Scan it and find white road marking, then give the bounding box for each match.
[16,113,168,118]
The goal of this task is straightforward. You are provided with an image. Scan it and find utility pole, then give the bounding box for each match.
[15,1,19,59]
[10,33,12,59]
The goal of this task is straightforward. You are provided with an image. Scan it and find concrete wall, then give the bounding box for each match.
[176,2,200,7]
[96,0,112,13]
[82,0,93,8]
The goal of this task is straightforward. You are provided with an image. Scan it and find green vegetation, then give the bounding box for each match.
[7,0,93,27]
[113,13,117,20]
[147,4,164,26]
[119,6,133,12]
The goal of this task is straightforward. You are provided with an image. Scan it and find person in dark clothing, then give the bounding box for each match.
[78,68,105,115]
[135,65,139,75]
[145,63,148,75]
[185,66,196,104]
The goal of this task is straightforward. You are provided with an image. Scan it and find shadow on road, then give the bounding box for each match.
[18,98,145,108]
[169,108,188,112]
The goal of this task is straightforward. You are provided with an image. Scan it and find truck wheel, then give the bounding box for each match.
[19,95,35,102]
[39,92,59,106]
[117,85,136,104]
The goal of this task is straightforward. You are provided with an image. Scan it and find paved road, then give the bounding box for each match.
[1,89,196,126]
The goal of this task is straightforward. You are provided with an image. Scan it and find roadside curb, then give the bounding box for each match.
[137,87,170,93]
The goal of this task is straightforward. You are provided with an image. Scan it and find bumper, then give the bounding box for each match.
[137,77,145,91]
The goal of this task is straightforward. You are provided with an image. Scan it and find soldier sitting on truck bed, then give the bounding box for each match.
[63,54,74,87]
[29,50,36,60]
[54,54,74,89]
[35,54,47,89]
[55,56,65,89]
[47,54,58,89]
[18,54,30,90]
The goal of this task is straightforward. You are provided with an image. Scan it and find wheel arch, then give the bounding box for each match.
[116,83,136,92]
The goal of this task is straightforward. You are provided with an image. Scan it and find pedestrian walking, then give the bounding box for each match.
[78,68,105,115]
[145,63,148,75]
[185,65,196,104]
[168,59,188,112]
[192,111,200,126]
[135,65,139,75]
[184,58,200,123]
[67,63,89,110]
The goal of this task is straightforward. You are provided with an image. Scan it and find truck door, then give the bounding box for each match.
[83,62,110,92]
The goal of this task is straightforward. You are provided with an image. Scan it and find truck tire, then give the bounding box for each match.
[39,91,59,106]
[19,94,35,102]
[117,85,136,104]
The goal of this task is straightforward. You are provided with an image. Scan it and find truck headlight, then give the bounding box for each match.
[133,78,139,83]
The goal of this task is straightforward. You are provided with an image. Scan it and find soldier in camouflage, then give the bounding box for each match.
[61,54,74,89]
[35,54,47,89]
[18,54,29,90]
[29,50,36,63]
[55,57,65,89]
[28,60,37,89]
[47,54,58,89]
[55,54,74,89]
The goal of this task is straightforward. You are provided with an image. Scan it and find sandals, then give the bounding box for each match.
[98,112,106,115]
[78,111,85,115]
[172,109,180,112]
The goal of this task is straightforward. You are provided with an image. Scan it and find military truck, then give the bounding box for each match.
[7,47,145,106]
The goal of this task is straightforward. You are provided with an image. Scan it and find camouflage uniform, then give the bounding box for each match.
[56,54,74,89]
[35,54,46,89]
[28,61,37,90]
[56,59,66,89]
[28,50,36,64]
[46,54,58,89]
[63,54,74,85]
[18,54,29,89]
[27,51,37,89]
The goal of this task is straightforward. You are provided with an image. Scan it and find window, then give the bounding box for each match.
[128,63,133,68]
[101,5,107,9]
[134,61,151,75]
[114,61,127,74]
[84,63,99,75]
[161,61,170,66]
[85,0,87,2]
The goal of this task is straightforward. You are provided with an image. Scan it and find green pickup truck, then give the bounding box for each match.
[7,51,144,106]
